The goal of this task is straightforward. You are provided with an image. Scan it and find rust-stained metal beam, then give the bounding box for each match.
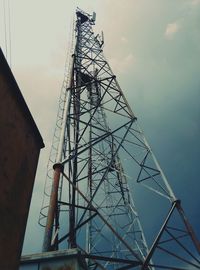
[176,201,200,255]
[42,163,63,251]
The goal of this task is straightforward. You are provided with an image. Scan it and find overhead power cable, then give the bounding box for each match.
[8,0,12,67]
[3,0,8,58]
[3,0,12,67]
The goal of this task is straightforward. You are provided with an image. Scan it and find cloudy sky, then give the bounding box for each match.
[0,0,200,255]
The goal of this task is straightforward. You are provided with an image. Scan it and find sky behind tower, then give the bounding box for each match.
[0,0,199,255]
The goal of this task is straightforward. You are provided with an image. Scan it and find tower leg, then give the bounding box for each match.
[42,163,63,252]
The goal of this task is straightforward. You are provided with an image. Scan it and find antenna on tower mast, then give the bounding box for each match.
[36,8,200,270]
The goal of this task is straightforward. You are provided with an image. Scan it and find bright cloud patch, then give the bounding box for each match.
[191,0,200,5]
[164,22,180,40]
[121,36,128,44]
[110,53,134,74]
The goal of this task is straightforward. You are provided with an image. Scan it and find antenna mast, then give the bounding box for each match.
[39,8,200,270]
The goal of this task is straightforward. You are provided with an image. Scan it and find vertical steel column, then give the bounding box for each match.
[69,15,82,248]
[42,163,63,251]
[87,83,93,266]
[42,50,74,253]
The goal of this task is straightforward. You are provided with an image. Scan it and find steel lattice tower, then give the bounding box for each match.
[39,9,200,270]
